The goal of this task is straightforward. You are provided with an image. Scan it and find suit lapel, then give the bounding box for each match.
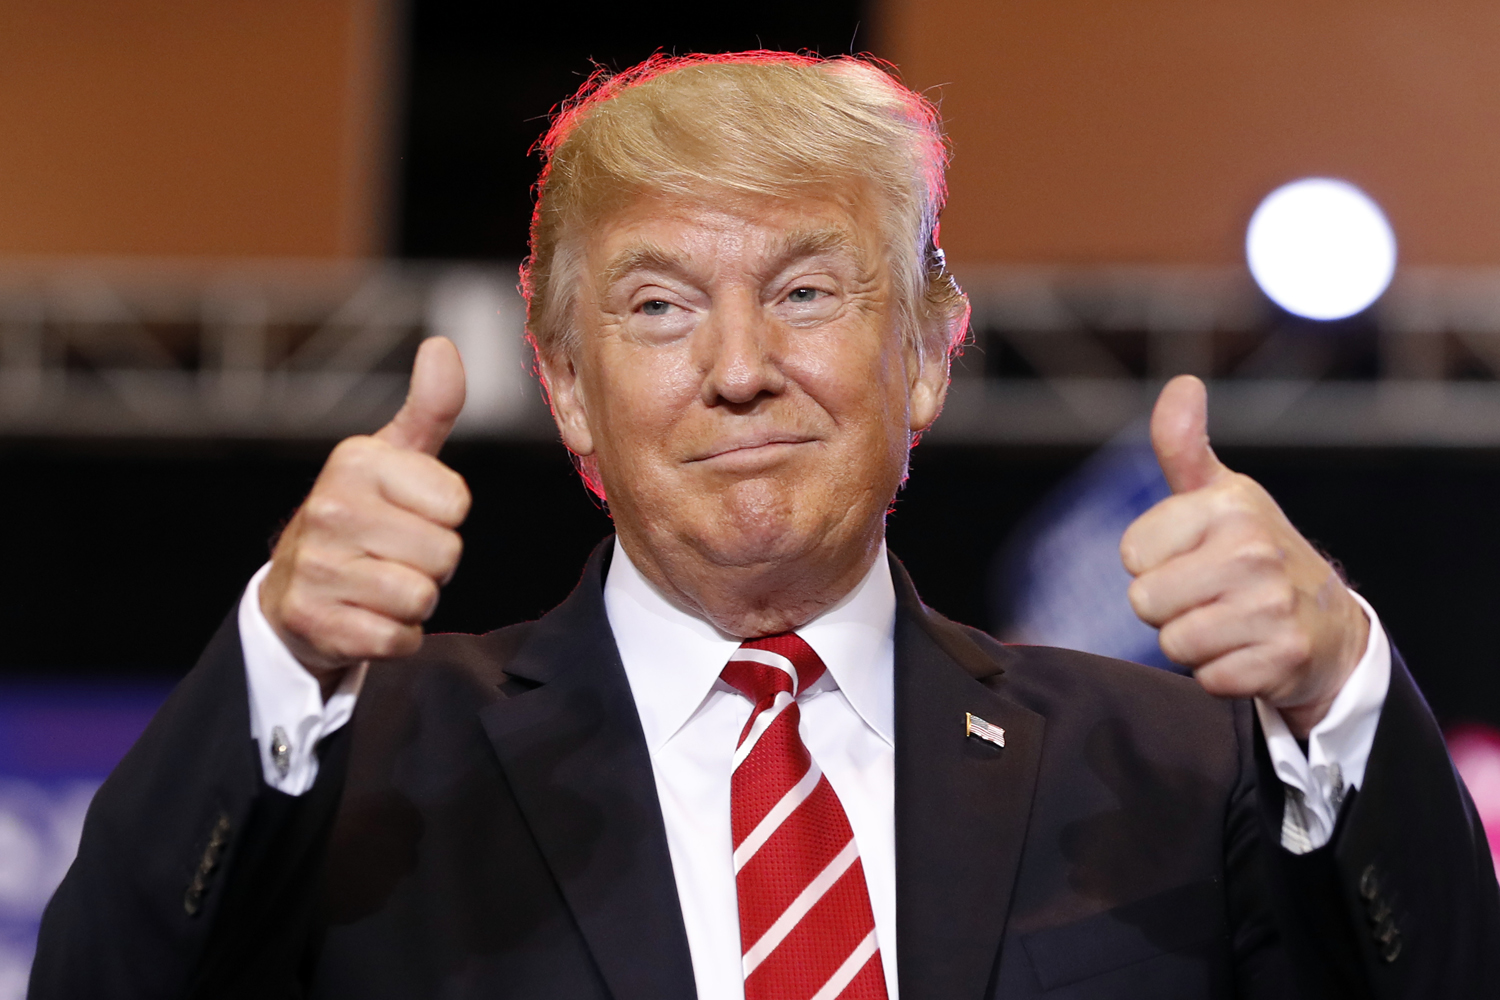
[477,541,698,1000]
[472,543,1042,1000]
[891,556,1046,1000]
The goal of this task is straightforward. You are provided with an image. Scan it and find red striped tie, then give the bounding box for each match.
[721,634,888,1000]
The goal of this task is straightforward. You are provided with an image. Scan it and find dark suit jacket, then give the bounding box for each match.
[31,543,1500,999]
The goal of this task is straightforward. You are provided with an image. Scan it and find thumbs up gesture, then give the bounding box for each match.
[1121,376,1370,738]
[260,337,472,686]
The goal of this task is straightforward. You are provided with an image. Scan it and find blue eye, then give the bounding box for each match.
[787,287,819,303]
[641,300,672,316]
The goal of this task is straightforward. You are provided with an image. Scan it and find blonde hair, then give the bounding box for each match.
[520,51,970,368]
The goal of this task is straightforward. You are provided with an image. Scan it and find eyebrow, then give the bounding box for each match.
[600,243,689,290]
[598,226,865,290]
[764,227,862,271]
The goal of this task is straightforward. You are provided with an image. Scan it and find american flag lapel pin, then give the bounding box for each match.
[966,712,1006,749]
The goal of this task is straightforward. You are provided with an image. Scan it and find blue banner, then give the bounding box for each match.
[0,681,169,996]
[990,434,1179,671]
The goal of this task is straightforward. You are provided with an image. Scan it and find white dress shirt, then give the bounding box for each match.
[237,544,1393,999]
[1256,589,1391,853]
[239,563,367,796]
[604,539,899,1000]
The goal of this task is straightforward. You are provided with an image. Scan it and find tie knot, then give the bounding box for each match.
[721,633,828,703]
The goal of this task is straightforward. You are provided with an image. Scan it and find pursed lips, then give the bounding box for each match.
[688,432,818,463]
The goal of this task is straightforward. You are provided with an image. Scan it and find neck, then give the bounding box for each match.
[616,528,885,638]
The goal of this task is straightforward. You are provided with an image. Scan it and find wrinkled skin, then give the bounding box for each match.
[538,188,948,637]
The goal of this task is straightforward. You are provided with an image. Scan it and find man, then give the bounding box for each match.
[31,53,1498,999]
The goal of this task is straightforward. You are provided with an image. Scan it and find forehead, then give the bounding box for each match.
[585,188,886,284]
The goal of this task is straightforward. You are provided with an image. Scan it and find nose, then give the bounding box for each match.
[697,291,785,407]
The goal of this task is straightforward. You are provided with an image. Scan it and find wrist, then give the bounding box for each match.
[259,556,363,693]
[268,621,355,702]
[1280,583,1371,739]
[308,662,352,702]
[1279,694,1338,742]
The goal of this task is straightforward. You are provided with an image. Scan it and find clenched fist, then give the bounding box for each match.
[1122,375,1370,739]
[260,337,472,691]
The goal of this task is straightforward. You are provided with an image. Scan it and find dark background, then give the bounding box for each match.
[3,0,1498,732]
[5,439,1500,731]
[397,0,874,261]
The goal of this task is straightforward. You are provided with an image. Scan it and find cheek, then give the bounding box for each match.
[591,343,701,456]
[791,329,908,428]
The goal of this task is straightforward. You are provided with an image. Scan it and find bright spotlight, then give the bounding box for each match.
[1245,178,1397,321]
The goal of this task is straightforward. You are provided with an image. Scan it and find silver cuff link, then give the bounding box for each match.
[270,725,291,779]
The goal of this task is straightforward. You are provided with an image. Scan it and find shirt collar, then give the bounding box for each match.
[603,538,897,753]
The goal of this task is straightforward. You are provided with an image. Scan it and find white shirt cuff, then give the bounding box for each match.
[238,563,368,795]
[1255,588,1391,853]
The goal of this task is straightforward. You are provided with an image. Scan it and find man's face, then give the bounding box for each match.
[542,187,947,621]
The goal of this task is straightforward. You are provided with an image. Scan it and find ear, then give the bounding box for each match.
[537,345,597,457]
[906,330,951,433]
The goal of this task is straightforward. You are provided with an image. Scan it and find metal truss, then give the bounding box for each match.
[940,265,1500,447]
[0,258,548,439]
[7,258,1500,446]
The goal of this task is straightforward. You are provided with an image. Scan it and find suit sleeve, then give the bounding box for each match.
[1253,647,1500,999]
[28,608,352,999]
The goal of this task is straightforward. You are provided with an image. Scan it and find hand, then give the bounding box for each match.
[1120,375,1369,738]
[260,337,472,692]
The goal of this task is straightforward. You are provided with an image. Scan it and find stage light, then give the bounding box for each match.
[1245,178,1397,321]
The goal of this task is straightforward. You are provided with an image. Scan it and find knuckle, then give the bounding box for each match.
[452,482,473,520]
[406,576,439,618]
[1257,581,1297,619]
[288,598,345,652]
[1225,472,1261,502]
[438,530,464,571]
[369,628,400,659]
[437,476,472,525]
[1126,579,1150,615]
[1276,631,1313,669]
[1234,538,1283,572]
[394,629,424,658]
[1195,657,1258,699]
[280,593,320,638]
[328,630,370,663]
[301,493,353,532]
[368,618,419,659]
[1158,634,1183,664]
[1212,475,1258,516]
[1158,623,1192,664]
[1195,669,1239,700]
[328,435,378,472]
[326,437,357,464]
[292,545,341,585]
[374,565,430,619]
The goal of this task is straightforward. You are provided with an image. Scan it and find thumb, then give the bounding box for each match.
[374,336,467,455]
[1150,374,1228,493]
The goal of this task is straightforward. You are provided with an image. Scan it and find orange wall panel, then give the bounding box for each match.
[879,0,1500,266]
[0,0,391,257]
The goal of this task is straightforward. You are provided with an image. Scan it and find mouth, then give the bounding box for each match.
[688,432,818,464]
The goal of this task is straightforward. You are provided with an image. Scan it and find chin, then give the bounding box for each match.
[697,503,868,578]
[693,517,810,569]
[687,506,826,572]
